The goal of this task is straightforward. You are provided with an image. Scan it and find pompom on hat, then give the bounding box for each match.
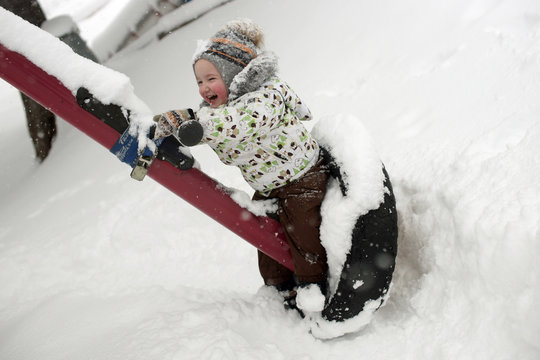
[193,19,264,89]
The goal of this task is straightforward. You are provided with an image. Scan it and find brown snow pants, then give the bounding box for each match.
[253,157,329,285]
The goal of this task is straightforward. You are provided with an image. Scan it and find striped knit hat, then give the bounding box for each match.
[193,19,264,89]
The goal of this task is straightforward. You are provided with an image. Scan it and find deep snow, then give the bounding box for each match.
[1,0,539,359]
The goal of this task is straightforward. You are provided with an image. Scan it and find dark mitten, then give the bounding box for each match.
[153,109,203,146]
[177,119,204,146]
[153,109,193,139]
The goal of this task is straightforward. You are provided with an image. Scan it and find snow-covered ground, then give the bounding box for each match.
[1,0,539,358]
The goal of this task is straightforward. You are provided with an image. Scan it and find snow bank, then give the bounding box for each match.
[1,0,540,358]
[390,119,540,352]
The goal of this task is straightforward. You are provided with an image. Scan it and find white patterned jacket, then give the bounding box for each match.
[195,76,319,195]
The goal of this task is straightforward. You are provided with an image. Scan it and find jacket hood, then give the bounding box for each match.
[228,51,279,101]
[199,51,279,108]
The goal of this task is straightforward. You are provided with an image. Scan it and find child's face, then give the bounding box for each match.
[194,59,228,108]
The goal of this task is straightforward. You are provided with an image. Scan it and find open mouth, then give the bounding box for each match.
[207,95,218,102]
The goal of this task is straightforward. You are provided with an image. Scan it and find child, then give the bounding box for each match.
[155,19,329,307]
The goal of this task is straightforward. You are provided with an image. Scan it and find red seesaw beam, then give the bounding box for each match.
[0,42,294,271]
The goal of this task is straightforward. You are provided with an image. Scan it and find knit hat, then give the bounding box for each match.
[193,19,264,89]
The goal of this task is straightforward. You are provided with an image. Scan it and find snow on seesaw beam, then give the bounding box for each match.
[0,7,155,150]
